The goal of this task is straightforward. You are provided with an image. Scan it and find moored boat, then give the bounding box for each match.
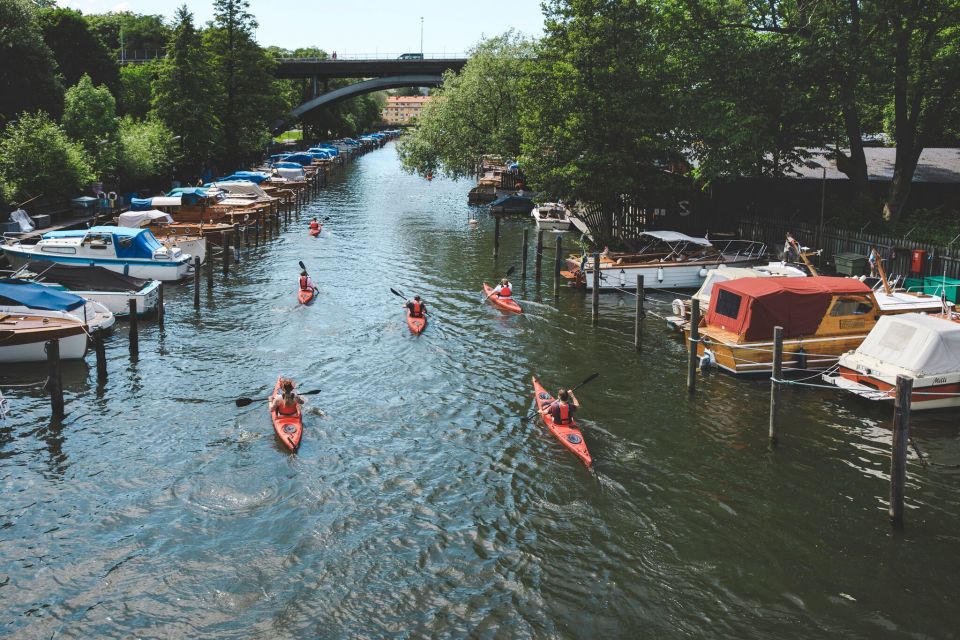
[531,202,573,231]
[0,313,88,363]
[17,261,159,316]
[0,278,114,333]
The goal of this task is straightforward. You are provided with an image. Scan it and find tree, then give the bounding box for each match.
[62,74,120,180]
[398,32,532,179]
[119,61,160,119]
[85,12,171,59]
[152,5,220,178]
[38,7,119,96]
[0,111,94,202]
[206,0,283,167]
[117,116,177,186]
[0,0,63,125]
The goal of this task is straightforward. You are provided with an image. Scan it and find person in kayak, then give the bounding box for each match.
[541,389,581,425]
[490,278,513,299]
[406,295,427,318]
[299,270,318,294]
[309,218,321,232]
[271,379,304,415]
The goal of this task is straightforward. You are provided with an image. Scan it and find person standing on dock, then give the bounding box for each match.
[406,295,427,318]
[541,389,581,425]
[490,278,513,299]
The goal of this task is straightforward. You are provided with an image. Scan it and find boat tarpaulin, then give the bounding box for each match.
[641,231,712,246]
[24,260,151,292]
[854,313,960,376]
[0,278,85,311]
[707,276,872,341]
[150,196,183,207]
[118,210,173,228]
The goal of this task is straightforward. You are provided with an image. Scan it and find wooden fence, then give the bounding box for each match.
[738,215,960,282]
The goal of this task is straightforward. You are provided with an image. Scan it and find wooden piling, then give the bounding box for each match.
[45,339,64,420]
[535,230,544,280]
[635,275,645,350]
[222,230,230,276]
[890,374,913,526]
[591,252,600,324]
[128,298,139,357]
[769,326,784,446]
[93,329,107,384]
[493,215,501,258]
[554,236,564,298]
[520,228,529,279]
[194,256,201,308]
[687,299,700,393]
[157,282,164,330]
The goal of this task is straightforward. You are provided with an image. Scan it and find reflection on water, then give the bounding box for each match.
[1,143,958,639]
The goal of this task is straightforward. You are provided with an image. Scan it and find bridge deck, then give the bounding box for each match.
[274,58,467,79]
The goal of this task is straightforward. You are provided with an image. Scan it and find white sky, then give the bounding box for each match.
[57,0,546,54]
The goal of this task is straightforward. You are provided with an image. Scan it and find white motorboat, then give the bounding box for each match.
[824,313,960,410]
[1,226,192,281]
[0,278,114,333]
[531,202,573,231]
[18,261,160,317]
[564,231,768,291]
[117,210,207,264]
[0,313,88,363]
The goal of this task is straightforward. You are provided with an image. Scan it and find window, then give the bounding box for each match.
[830,296,873,317]
[714,289,742,319]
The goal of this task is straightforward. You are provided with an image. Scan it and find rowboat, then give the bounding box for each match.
[532,376,592,467]
[406,308,426,334]
[482,283,522,314]
[268,377,303,451]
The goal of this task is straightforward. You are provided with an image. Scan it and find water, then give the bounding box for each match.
[2,144,959,639]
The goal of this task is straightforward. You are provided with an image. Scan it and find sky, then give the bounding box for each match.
[57,0,547,54]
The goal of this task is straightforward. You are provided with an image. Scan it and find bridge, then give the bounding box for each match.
[271,56,468,133]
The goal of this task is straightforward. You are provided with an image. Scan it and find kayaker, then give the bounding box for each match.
[541,389,581,425]
[490,278,513,299]
[271,379,304,415]
[406,295,427,318]
[299,270,317,293]
[309,218,321,231]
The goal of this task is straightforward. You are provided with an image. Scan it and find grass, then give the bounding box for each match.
[274,129,303,142]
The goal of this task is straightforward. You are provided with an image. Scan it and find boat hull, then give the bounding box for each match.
[0,323,88,363]
[825,366,960,410]
[2,246,192,282]
[572,256,763,291]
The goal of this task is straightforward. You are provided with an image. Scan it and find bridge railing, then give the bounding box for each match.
[274,53,467,62]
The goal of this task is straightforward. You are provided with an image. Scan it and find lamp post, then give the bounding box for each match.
[420,17,424,56]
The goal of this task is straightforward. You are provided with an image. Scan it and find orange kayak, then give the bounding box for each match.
[298,287,315,305]
[309,226,321,237]
[483,283,522,314]
[532,376,592,467]
[406,308,426,334]
[269,376,303,451]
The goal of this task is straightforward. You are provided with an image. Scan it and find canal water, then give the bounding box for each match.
[2,143,959,639]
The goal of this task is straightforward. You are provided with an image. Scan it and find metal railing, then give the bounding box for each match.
[274,53,467,62]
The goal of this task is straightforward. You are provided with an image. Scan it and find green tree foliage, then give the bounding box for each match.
[398,32,532,179]
[206,0,282,167]
[117,116,177,186]
[0,111,94,201]
[152,5,220,177]
[0,0,63,125]
[62,74,120,180]
[118,61,160,119]
[85,12,171,59]
[38,7,119,96]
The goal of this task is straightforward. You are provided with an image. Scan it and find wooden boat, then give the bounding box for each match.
[531,202,573,231]
[690,276,952,375]
[18,261,160,317]
[0,313,88,363]
[563,231,767,291]
[0,278,115,332]
[823,313,960,410]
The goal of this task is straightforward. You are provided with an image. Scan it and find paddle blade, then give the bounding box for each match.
[235,397,254,407]
[298,260,307,273]
[505,265,516,277]
[390,288,406,299]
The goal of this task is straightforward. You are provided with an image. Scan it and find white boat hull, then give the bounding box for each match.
[824,369,960,411]
[0,303,114,333]
[0,331,88,363]
[2,246,192,282]
[583,257,762,291]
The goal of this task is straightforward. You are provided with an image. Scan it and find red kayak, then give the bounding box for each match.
[298,287,315,305]
[532,376,592,467]
[483,283,522,314]
[406,308,426,334]
[309,226,321,237]
[268,376,303,452]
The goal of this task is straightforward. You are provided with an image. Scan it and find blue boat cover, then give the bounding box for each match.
[131,197,153,211]
[275,162,305,170]
[281,154,315,166]
[42,226,163,260]
[222,171,270,183]
[0,278,85,311]
[490,194,533,208]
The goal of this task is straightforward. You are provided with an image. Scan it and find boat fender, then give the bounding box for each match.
[796,347,807,370]
[657,266,664,282]
[671,299,686,318]
[619,268,626,287]
[699,349,715,371]
[123,264,129,276]
[698,268,708,278]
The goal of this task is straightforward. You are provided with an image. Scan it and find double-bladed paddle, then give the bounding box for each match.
[481,265,516,303]
[235,389,321,407]
[298,261,318,294]
[522,372,600,420]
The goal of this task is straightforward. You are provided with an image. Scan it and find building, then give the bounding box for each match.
[382,96,432,124]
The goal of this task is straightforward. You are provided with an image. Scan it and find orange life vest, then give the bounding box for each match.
[410,300,423,316]
[551,401,571,424]
[276,399,298,416]
[309,221,319,230]
[299,275,309,290]
[498,285,512,298]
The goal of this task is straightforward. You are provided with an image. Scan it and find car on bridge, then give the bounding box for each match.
[398,53,424,60]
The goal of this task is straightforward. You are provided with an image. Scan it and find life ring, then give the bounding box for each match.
[108,191,118,201]
[671,299,686,318]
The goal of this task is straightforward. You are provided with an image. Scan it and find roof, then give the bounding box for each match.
[850,313,960,376]
[642,230,712,246]
[385,96,431,104]
[43,226,150,239]
[0,278,85,311]
[693,267,766,304]
[788,148,960,183]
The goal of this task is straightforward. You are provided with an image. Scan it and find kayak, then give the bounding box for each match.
[482,283,522,314]
[298,287,315,305]
[531,376,592,467]
[268,376,303,451]
[309,226,321,237]
[406,308,426,334]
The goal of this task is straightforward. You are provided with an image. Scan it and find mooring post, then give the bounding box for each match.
[93,329,107,384]
[890,374,913,527]
[233,223,241,262]
[128,298,139,357]
[193,257,201,308]
[769,326,784,446]
[520,228,529,279]
[635,275,645,350]
[156,282,164,330]
[687,299,700,393]
[45,339,64,420]
[222,230,230,276]
[535,230,544,280]
[206,237,214,290]
[591,252,600,323]
[493,215,501,258]
[554,236,564,298]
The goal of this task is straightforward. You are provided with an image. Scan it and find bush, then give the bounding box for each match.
[0,112,94,202]
[117,116,177,186]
